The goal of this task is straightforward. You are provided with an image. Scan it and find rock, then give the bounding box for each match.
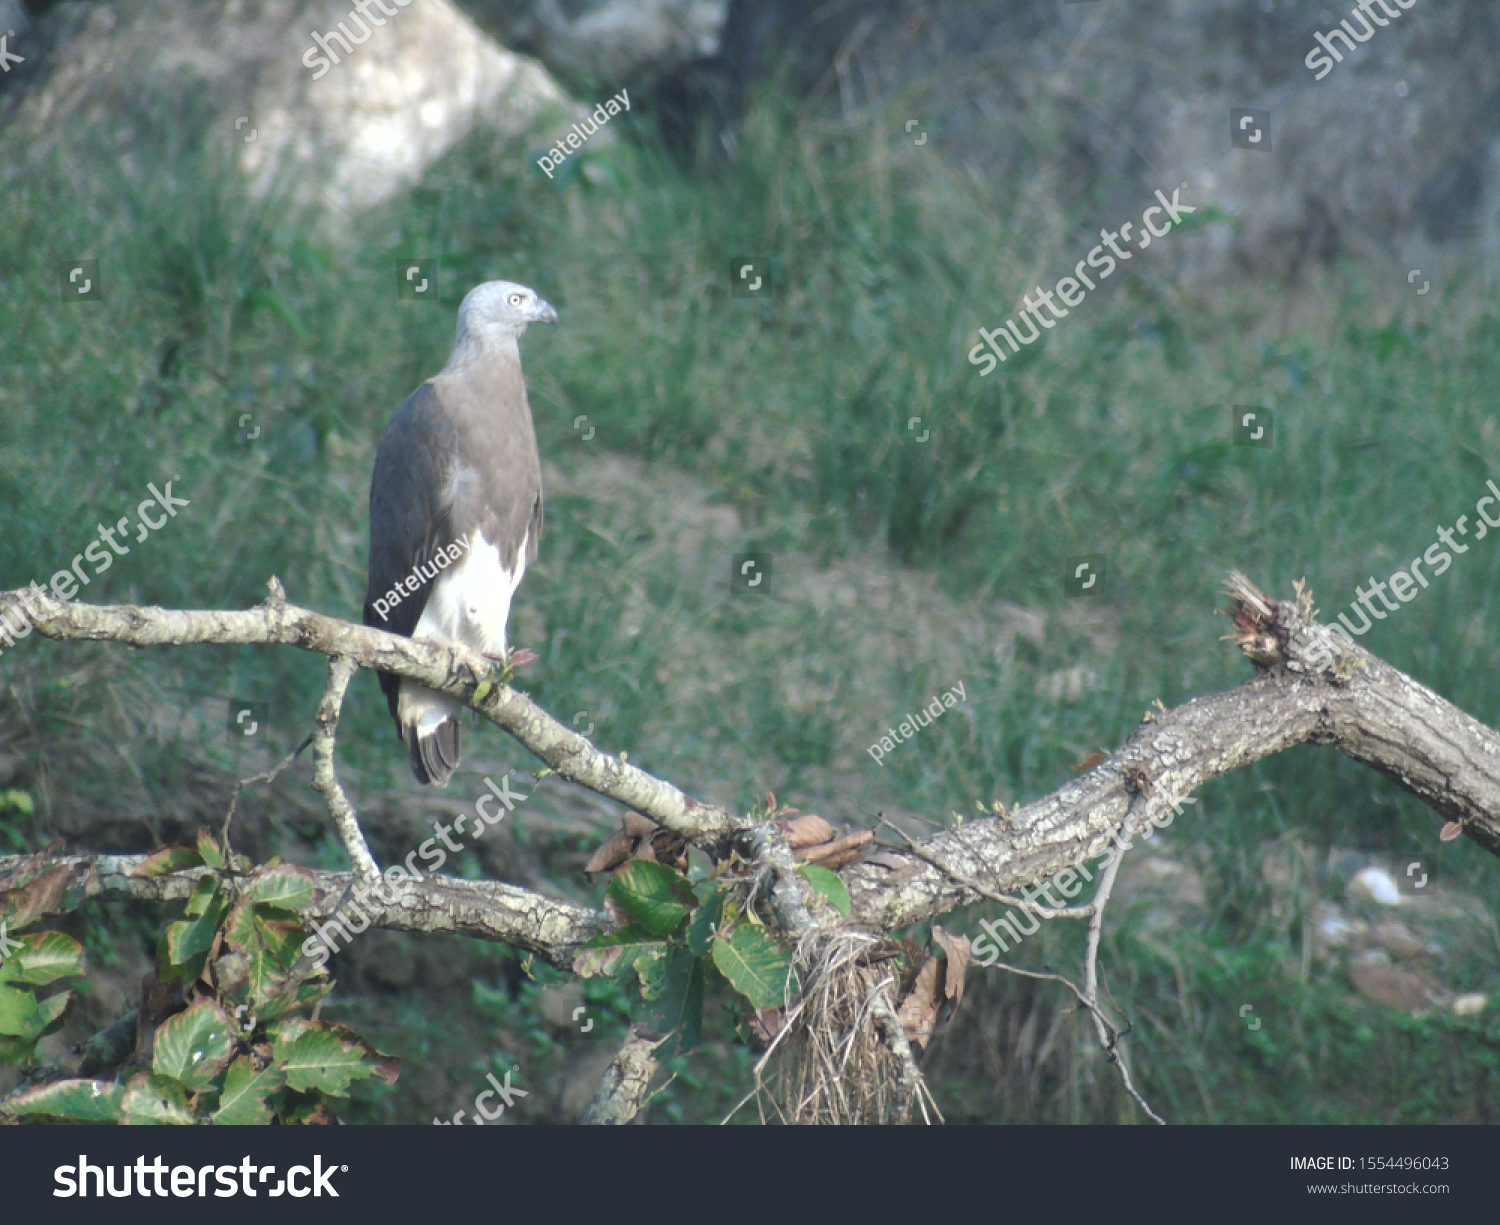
[702,0,1500,285]
[1313,907,1365,958]
[1452,993,1487,1017]
[1348,866,1402,906]
[458,0,726,93]
[0,0,589,233]
[1370,920,1427,960]
[1349,950,1440,1014]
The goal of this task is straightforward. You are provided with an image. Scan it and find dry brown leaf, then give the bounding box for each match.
[896,956,944,1049]
[932,925,970,1010]
[748,1007,786,1045]
[900,936,925,973]
[795,829,873,867]
[781,814,836,848]
[632,838,659,863]
[623,811,659,839]
[1349,959,1440,1014]
[1069,751,1107,772]
[584,828,635,875]
[1440,821,1464,842]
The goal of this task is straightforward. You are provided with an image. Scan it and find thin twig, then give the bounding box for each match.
[310,656,379,881]
[220,732,313,859]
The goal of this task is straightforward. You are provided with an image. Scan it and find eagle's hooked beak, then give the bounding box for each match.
[532,298,559,325]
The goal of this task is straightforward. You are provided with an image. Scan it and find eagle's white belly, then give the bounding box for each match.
[399,530,527,737]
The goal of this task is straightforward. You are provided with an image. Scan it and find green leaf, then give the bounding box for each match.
[222,897,305,1005]
[0,863,89,931]
[245,864,316,913]
[686,891,725,957]
[161,877,228,983]
[4,1078,124,1122]
[1,931,84,985]
[572,924,667,980]
[211,1056,285,1125]
[640,947,703,1057]
[196,828,226,871]
[24,990,70,1039]
[122,1072,198,1125]
[253,976,332,1025]
[712,925,793,1008]
[798,865,850,916]
[153,1000,234,1092]
[131,844,204,878]
[270,1019,399,1095]
[278,1092,335,1125]
[606,861,696,937]
[0,789,33,814]
[0,982,38,1036]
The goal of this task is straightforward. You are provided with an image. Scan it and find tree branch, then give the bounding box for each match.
[0,851,606,969]
[582,1025,668,1124]
[3,582,746,852]
[844,572,1500,931]
[311,655,380,881]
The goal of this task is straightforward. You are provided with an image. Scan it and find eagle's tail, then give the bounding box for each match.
[395,682,463,786]
[403,716,462,787]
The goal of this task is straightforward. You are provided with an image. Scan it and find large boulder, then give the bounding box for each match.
[706,0,1500,284]
[0,0,591,228]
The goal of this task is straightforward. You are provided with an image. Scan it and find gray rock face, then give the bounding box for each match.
[457,0,726,93]
[708,0,1500,283]
[0,0,589,229]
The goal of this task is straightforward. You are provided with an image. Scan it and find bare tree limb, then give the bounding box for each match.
[582,1025,668,1124]
[8,572,1500,1126]
[844,572,1500,931]
[2,582,746,852]
[0,851,606,969]
[311,655,380,881]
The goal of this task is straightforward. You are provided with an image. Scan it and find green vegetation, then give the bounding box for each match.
[2,86,1498,1123]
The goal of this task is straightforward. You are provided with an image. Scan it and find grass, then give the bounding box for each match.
[2,84,1499,1123]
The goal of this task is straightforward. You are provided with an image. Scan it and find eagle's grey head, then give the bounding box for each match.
[454,280,559,351]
